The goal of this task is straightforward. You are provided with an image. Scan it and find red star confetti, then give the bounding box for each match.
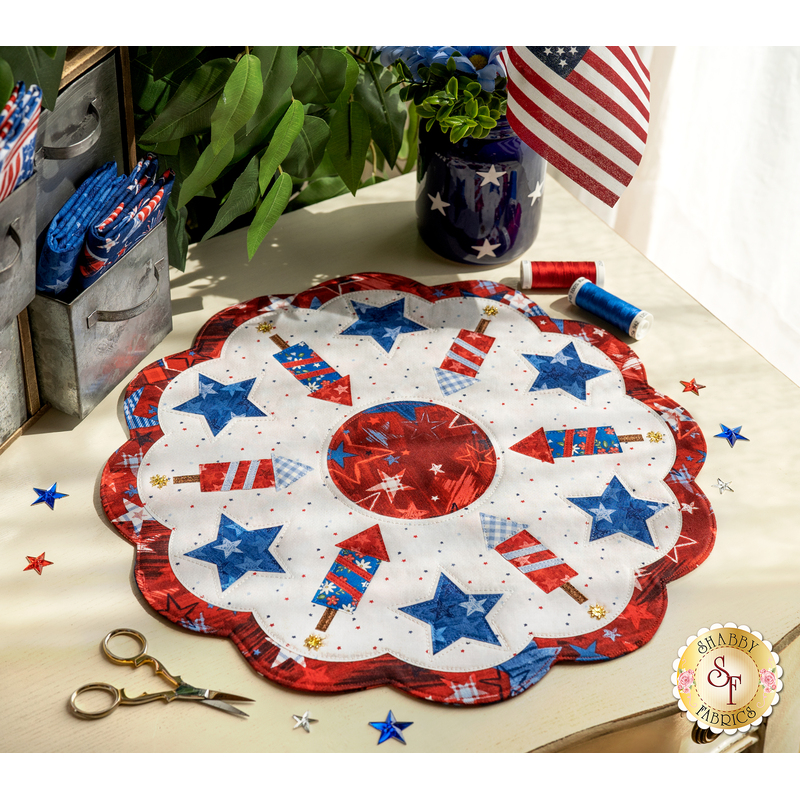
[680,378,706,395]
[24,553,53,574]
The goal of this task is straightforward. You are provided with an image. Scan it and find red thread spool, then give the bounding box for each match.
[520,260,605,291]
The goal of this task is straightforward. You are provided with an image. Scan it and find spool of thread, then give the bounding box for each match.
[520,260,604,291]
[568,277,653,340]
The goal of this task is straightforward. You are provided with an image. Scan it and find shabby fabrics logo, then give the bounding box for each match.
[673,623,783,735]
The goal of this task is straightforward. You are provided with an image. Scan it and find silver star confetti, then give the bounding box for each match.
[292,710,318,732]
[714,478,734,494]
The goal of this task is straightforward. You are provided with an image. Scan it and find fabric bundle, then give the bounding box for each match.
[79,153,174,289]
[36,155,174,300]
[0,81,42,202]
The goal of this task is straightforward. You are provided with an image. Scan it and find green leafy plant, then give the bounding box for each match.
[0,47,67,110]
[130,46,416,270]
[380,46,507,143]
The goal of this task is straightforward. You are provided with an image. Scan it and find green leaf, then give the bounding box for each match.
[353,62,406,168]
[247,172,292,259]
[0,46,67,110]
[233,88,291,164]
[328,102,371,195]
[167,202,189,271]
[334,52,360,110]
[177,136,235,209]
[258,98,304,194]
[291,175,348,209]
[292,48,348,105]
[39,47,58,59]
[210,54,263,154]
[398,102,418,174]
[280,114,330,180]
[139,58,235,144]
[202,155,260,240]
[0,58,13,108]
[251,46,298,129]
[151,46,206,81]
[149,138,181,156]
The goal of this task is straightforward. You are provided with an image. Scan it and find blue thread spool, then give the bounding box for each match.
[568,278,653,340]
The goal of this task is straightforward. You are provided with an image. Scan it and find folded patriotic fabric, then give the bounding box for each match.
[101,272,716,705]
[36,162,126,298]
[0,81,42,203]
[78,153,175,290]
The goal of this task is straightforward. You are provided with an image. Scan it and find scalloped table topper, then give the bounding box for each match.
[101,272,715,705]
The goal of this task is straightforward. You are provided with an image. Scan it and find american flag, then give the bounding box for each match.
[502,47,650,207]
[0,82,42,202]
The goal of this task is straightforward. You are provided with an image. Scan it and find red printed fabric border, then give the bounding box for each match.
[100,272,715,705]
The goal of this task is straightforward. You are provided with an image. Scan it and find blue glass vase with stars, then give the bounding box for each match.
[416,115,546,265]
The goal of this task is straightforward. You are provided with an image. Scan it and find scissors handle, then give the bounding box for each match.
[70,683,121,719]
[102,628,183,688]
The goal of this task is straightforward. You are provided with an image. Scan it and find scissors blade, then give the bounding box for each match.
[207,690,255,703]
[200,698,250,717]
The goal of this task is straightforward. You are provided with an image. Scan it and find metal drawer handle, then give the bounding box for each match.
[40,100,102,160]
[0,221,22,280]
[86,258,165,329]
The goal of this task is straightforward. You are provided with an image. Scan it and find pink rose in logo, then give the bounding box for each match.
[678,669,695,693]
[759,668,777,693]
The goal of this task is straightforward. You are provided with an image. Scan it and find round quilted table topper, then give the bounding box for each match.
[101,273,716,705]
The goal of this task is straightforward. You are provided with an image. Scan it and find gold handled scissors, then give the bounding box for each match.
[69,628,254,720]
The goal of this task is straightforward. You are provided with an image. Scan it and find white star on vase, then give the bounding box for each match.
[429,464,443,475]
[527,180,544,206]
[471,239,501,259]
[476,165,506,187]
[428,192,450,215]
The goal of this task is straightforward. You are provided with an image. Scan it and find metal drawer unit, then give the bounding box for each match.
[28,222,172,419]
[34,51,126,238]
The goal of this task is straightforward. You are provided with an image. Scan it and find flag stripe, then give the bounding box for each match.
[512,47,647,146]
[579,49,649,125]
[506,82,632,189]
[608,46,650,101]
[506,105,622,206]
[504,45,649,207]
[506,49,643,167]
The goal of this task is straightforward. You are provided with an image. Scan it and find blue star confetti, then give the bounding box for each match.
[173,375,266,436]
[567,476,669,547]
[31,482,68,510]
[399,573,503,654]
[369,710,413,745]
[184,514,285,591]
[340,299,427,353]
[523,341,610,401]
[714,424,749,448]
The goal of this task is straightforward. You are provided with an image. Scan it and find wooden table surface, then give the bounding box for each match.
[3,173,799,753]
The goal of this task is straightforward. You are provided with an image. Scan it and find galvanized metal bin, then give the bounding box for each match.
[0,173,37,332]
[28,221,171,419]
[0,319,28,446]
[34,52,125,238]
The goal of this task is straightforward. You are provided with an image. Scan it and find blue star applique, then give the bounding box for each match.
[399,573,503,654]
[328,442,356,469]
[341,299,427,353]
[714,424,749,448]
[173,375,266,436]
[523,341,610,401]
[571,640,609,662]
[567,476,669,547]
[369,711,413,745]
[31,482,68,510]
[184,514,285,591]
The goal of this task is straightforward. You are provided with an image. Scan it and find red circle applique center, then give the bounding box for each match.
[327,401,497,519]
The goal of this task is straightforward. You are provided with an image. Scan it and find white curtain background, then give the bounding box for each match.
[550,46,800,387]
